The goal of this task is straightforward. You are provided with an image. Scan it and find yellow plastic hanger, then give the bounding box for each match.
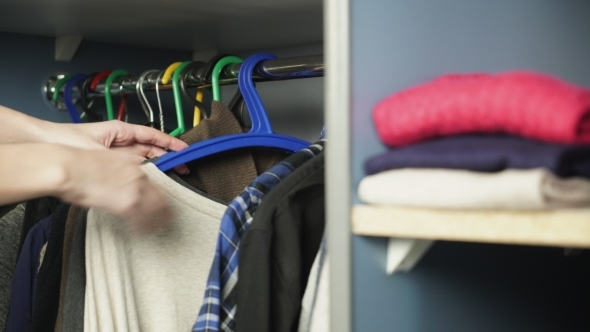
[194,87,204,126]
[161,62,183,85]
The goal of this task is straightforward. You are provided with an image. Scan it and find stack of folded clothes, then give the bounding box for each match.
[360,71,590,210]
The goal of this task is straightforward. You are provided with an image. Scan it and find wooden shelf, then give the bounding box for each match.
[352,205,590,248]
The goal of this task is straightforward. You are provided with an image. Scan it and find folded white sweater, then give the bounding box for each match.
[358,168,590,209]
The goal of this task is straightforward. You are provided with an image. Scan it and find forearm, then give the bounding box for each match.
[0,143,70,205]
[0,105,59,144]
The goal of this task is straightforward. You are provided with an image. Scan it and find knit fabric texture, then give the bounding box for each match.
[62,209,88,332]
[359,168,590,210]
[53,205,82,332]
[84,163,226,332]
[364,135,590,177]
[373,71,590,147]
[0,204,25,332]
[179,101,287,203]
[30,203,71,332]
[5,214,52,332]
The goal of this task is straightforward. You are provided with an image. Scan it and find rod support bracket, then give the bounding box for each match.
[192,49,219,61]
[55,35,83,62]
[387,238,435,274]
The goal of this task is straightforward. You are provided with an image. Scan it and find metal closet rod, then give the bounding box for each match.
[87,54,324,97]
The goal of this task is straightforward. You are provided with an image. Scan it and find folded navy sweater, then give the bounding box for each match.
[365,135,590,178]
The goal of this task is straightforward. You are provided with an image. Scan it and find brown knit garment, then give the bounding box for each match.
[179,101,287,203]
[53,205,81,332]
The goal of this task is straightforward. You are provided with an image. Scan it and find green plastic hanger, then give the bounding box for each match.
[52,75,74,103]
[169,61,191,137]
[211,56,243,102]
[104,69,129,120]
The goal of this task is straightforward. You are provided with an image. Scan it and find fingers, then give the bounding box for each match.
[112,144,190,174]
[112,144,168,159]
[172,164,190,175]
[117,122,189,152]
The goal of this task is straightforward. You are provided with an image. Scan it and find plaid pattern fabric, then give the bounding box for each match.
[193,141,325,332]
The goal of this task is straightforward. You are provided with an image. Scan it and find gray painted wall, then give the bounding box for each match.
[351,1,590,331]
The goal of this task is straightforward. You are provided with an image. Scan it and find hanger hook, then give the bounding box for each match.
[212,56,243,102]
[179,61,207,123]
[52,75,74,104]
[64,74,87,123]
[162,62,183,85]
[155,71,165,132]
[137,70,159,123]
[89,71,112,91]
[104,69,129,120]
[80,73,103,122]
[238,52,278,134]
[168,61,192,137]
[136,73,150,121]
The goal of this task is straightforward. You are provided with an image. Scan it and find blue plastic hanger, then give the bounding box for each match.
[154,52,310,172]
[64,74,87,123]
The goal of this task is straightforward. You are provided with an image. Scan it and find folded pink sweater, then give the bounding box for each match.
[373,71,590,147]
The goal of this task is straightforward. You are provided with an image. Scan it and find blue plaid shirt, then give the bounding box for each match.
[193,141,325,332]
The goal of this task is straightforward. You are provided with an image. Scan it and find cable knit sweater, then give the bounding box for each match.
[373,71,590,147]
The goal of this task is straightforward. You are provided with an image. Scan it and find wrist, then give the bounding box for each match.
[34,120,66,145]
[44,144,80,199]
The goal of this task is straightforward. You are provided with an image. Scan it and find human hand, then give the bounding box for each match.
[55,146,172,231]
[0,143,172,231]
[2,105,188,160]
[46,120,189,173]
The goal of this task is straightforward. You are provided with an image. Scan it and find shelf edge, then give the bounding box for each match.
[352,205,590,248]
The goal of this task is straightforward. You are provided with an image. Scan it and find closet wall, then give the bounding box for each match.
[349,1,590,331]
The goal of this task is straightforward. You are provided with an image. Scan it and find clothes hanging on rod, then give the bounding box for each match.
[61,209,88,332]
[83,163,227,332]
[4,52,327,332]
[30,204,70,332]
[0,204,25,332]
[0,204,18,220]
[298,236,329,332]
[152,52,311,168]
[177,100,259,202]
[237,147,325,332]
[52,205,82,332]
[6,214,53,332]
[194,140,324,332]
[5,152,328,332]
[176,100,287,203]
[17,198,60,260]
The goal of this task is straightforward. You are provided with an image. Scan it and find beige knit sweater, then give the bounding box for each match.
[84,163,226,332]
